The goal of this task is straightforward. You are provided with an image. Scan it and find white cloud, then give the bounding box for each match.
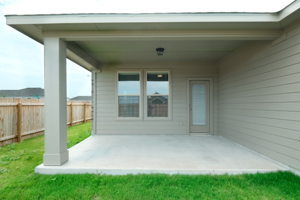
[3,0,295,14]
[0,5,44,90]
[0,2,91,98]
[0,0,295,97]
[67,60,91,98]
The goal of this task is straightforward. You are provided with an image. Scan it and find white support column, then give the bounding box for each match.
[43,37,68,166]
[91,71,97,135]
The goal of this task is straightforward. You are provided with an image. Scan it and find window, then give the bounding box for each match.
[146,72,169,117]
[118,72,140,117]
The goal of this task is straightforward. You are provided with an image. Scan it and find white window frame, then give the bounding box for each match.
[144,70,171,120]
[116,71,143,120]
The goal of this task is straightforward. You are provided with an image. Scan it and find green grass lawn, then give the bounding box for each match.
[0,122,299,200]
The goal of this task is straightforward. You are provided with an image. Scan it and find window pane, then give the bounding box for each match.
[147,96,168,117]
[147,72,169,95]
[192,84,206,125]
[118,73,140,95]
[118,96,139,117]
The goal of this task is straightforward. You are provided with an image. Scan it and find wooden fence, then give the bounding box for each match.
[0,98,92,146]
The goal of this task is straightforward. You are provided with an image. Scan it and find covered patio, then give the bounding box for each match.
[35,135,286,175]
[6,0,300,175]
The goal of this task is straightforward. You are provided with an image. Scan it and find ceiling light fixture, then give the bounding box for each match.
[156,47,165,56]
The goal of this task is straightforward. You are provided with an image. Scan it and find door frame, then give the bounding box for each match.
[187,78,214,135]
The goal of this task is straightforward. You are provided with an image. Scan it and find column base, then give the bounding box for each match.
[43,150,69,166]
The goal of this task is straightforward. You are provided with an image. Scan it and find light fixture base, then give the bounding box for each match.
[156,47,165,56]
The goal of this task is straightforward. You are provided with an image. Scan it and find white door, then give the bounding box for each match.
[189,80,210,133]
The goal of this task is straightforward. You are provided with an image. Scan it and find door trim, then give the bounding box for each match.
[187,78,213,135]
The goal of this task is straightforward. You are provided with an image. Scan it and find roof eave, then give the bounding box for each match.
[5,0,300,71]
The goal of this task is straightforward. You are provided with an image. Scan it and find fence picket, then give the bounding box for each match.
[0,98,92,146]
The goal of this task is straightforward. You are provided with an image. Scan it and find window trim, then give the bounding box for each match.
[116,71,143,120]
[144,70,172,120]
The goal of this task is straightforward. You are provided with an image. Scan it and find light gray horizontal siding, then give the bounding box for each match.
[218,23,300,171]
[95,63,218,135]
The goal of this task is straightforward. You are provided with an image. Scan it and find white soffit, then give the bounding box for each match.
[4,0,300,70]
[5,0,300,29]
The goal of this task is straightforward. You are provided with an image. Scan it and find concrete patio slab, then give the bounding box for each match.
[35,135,288,175]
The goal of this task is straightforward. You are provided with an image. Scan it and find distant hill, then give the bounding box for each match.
[70,96,91,101]
[0,88,44,98]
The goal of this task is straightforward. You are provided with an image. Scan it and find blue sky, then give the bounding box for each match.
[0,0,294,98]
[0,1,91,98]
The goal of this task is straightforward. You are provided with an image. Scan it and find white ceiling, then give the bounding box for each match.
[9,8,300,70]
[76,39,247,64]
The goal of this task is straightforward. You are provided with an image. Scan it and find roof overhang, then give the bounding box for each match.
[5,0,300,71]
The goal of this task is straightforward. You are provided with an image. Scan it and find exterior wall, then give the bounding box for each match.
[218,23,300,171]
[95,63,218,135]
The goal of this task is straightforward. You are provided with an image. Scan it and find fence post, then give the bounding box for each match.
[83,103,87,123]
[16,103,22,142]
[69,103,73,126]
